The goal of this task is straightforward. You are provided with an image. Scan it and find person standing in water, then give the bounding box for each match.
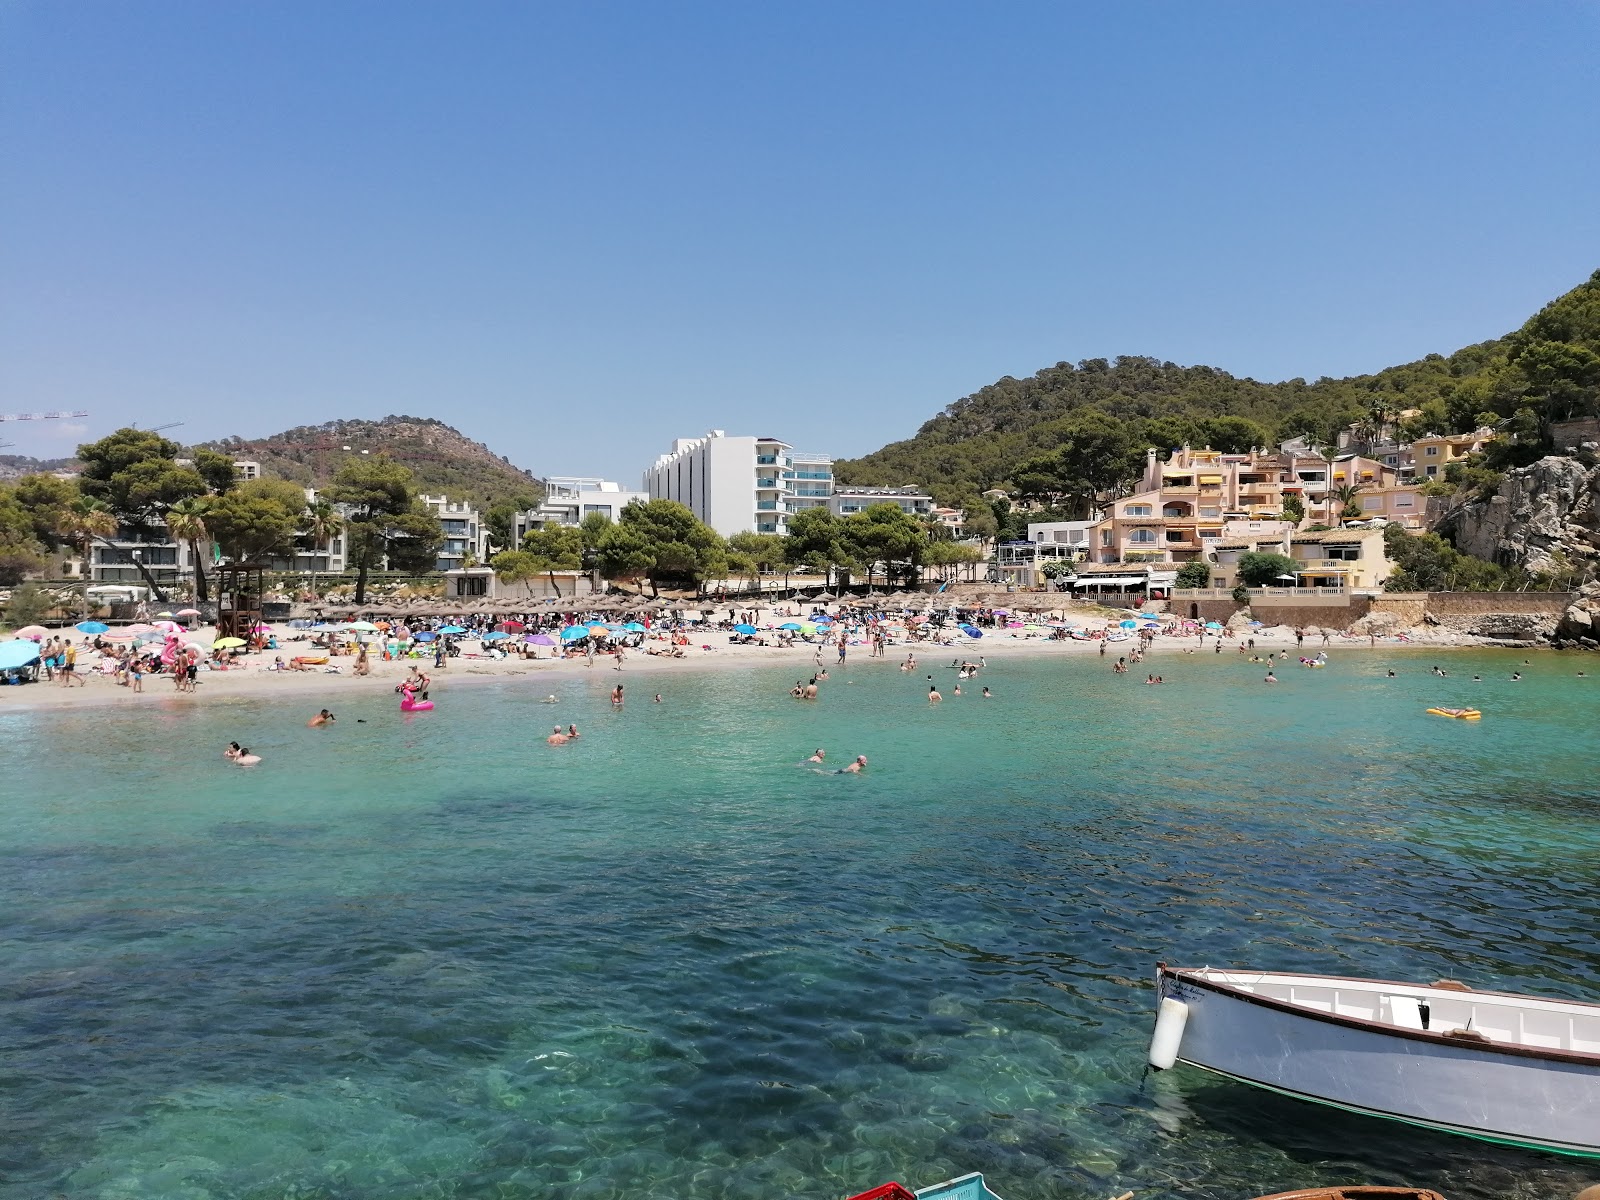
[611,684,624,705]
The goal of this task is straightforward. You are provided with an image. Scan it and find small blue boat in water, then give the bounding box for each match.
[846,1173,1005,1200]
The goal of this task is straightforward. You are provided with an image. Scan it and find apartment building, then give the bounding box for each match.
[828,486,933,518]
[1411,430,1495,479]
[419,494,490,572]
[513,477,648,542]
[642,430,834,536]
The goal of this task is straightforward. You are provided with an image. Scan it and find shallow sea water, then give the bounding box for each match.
[2,648,1599,1200]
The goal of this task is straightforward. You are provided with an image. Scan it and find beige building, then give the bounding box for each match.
[1410,430,1494,480]
[1288,528,1393,589]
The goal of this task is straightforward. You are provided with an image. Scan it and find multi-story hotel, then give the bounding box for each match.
[642,431,834,537]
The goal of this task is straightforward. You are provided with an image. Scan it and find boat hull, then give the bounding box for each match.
[1159,971,1600,1157]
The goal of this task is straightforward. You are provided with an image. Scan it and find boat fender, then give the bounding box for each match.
[1148,996,1189,1070]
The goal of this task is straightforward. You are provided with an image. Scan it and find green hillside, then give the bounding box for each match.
[836,269,1600,507]
[204,416,543,514]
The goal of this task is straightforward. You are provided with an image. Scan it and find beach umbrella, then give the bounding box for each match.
[799,622,818,634]
[587,624,609,636]
[733,624,758,635]
[959,624,983,638]
[623,622,647,632]
[0,639,44,669]
[438,625,466,635]
[214,636,247,648]
[812,615,834,625]
[13,625,47,640]
[414,631,437,642]
[75,620,110,634]
[560,626,589,641]
[176,608,201,617]
[1205,621,1224,631]
[348,620,379,632]
[1119,619,1138,629]
[499,620,525,632]
[481,632,509,641]
[527,633,558,646]
[778,622,802,631]
[123,623,156,634]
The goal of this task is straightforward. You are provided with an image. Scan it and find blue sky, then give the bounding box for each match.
[2,2,1597,479]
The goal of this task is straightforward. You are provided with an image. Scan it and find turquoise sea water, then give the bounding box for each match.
[3,648,1599,1200]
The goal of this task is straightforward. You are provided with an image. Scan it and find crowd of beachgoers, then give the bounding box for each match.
[0,591,1546,711]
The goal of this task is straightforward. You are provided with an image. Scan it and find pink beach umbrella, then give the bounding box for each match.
[14,625,48,640]
[175,608,201,617]
[123,623,156,634]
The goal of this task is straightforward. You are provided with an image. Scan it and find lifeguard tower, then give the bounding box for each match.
[215,562,265,640]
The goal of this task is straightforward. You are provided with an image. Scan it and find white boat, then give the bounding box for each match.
[1148,964,1600,1158]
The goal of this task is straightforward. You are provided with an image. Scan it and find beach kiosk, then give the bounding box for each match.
[215,561,265,641]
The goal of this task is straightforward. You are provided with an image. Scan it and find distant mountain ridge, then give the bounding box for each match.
[835,269,1600,506]
[205,416,543,513]
[0,453,78,480]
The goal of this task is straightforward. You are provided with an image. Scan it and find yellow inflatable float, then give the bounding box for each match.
[1426,707,1482,720]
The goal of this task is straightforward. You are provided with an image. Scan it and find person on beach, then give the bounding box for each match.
[547,726,569,745]
[308,709,335,727]
[837,755,867,774]
[60,642,84,686]
[354,644,370,676]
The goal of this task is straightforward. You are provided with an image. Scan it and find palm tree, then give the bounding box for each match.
[1334,482,1365,521]
[304,499,343,603]
[166,497,213,603]
[54,497,118,618]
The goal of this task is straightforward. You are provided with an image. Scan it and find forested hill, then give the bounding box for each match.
[835,269,1600,506]
[203,416,543,513]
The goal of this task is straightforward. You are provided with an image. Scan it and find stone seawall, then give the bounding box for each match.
[1171,590,1573,637]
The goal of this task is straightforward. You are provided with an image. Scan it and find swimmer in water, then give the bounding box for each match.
[224,742,241,760]
[928,684,941,703]
[952,683,961,696]
[567,724,580,739]
[611,684,624,705]
[837,755,867,774]
[654,693,663,702]
[546,726,568,746]
[1264,671,1278,684]
[541,695,559,704]
[307,709,335,727]
[234,747,261,766]
[981,687,991,698]
[806,748,826,763]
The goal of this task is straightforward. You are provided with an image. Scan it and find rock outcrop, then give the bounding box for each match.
[1445,455,1600,577]
[1555,580,1600,648]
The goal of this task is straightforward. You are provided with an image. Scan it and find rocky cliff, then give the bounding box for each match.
[1445,454,1600,579]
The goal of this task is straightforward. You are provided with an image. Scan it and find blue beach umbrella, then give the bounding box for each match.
[560,626,589,641]
[778,622,802,631]
[480,632,509,641]
[623,622,647,632]
[414,631,437,641]
[733,624,758,634]
[812,616,833,625]
[1119,619,1138,629]
[0,639,43,669]
[75,621,110,634]
[438,625,466,635]
[959,624,983,638]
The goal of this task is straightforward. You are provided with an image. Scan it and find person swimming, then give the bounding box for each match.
[981,687,991,698]
[547,726,568,745]
[836,755,867,774]
[307,709,335,727]
[928,684,941,702]
[567,724,580,739]
[541,695,559,703]
[234,747,261,765]
[806,748,826,763]
[224,741,241,760]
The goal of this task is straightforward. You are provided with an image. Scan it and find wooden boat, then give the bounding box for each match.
[1149,965,1600,1157]
[847,1173,1005,1200]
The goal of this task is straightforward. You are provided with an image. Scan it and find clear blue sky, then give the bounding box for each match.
[3,2,1597,479]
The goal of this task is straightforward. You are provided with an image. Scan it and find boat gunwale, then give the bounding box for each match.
[1160,964,1600,1068]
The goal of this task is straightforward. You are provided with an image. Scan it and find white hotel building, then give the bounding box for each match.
[642,431,833,537]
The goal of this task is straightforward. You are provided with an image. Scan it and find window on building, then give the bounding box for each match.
[1213,577,1226,588]
[1129,529,1157,544]
[1424,446,1439,456]
[1394,494,1414,508]
[1125,504,1152,516]
[1325,545,1361,561]
[1425,465,1438,477]
[455,576,487,597]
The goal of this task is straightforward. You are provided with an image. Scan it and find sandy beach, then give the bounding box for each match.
[0,614,1478,714]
